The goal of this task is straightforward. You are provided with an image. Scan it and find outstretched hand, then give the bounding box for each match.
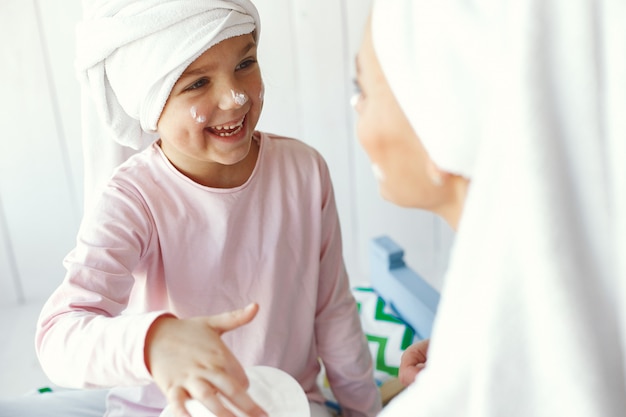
[145,303,267,417]
[398,338,430,386]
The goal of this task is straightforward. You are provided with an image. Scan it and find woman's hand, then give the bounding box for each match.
[145,303,267,417]
[398,338,430,386]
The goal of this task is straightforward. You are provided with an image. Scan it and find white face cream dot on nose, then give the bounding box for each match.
[231,90,248,106]
[371,164,386,182]
[190,106,206,123]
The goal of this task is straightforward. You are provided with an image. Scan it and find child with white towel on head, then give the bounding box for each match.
[12,1,382,417]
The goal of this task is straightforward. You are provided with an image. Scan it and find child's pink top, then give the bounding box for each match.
[35,132,381,417]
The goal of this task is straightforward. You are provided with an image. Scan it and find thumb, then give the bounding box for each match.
[205,302,259,334]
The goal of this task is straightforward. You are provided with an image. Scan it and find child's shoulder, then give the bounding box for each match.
[257,131,324,161]
[111,144,158,176]
[104,142,166,193]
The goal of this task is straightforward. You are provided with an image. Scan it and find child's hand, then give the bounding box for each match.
[145,303,267,417]
[398,338,430,386]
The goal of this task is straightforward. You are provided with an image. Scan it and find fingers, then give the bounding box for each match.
[151,305,265,417]
[398,339,430,386]
[205,303,259,334]
[177,376,267,417]
[169,390,238,417]
[400,339,429,366]
[200,372,267,417]
[167,386,192,417]
[199,395,237,417]
[398,362,424,386]
[186,380,237,417]
[222,390,267,417]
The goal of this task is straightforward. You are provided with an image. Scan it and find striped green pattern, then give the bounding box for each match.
[354,287,416,379]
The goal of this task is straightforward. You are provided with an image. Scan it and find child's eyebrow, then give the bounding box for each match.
[182,41,257,78]
[240,41,256,56]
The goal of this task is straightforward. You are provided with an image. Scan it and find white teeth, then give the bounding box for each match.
[207,116,246,138]
[217,124,244,137]
[211,117,244,131]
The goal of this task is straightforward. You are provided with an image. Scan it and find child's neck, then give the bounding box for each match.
[159,137,260,189]
[199,138,260,189]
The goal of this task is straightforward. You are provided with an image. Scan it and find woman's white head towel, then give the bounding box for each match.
[373,0,626,416]
[75,0,261,150]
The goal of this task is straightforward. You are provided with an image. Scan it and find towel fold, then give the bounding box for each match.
[76,0,260,150]
[372,1,490,179]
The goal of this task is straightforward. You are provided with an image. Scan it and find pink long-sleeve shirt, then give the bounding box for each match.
[36,132,381,417]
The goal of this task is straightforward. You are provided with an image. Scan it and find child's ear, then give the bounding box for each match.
[425,159,449,187]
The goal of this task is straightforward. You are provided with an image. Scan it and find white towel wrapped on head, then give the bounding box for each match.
[372,1,491,179]
[76,0,261,150]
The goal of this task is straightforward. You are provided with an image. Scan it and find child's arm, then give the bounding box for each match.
[35,184,266,417]
[314,156,383,417]
[145,304,267,417]
[36,184,256,414]
[35,186,162,388]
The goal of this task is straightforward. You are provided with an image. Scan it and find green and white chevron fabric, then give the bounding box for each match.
[353,287,418,383]
[317,287,419,413]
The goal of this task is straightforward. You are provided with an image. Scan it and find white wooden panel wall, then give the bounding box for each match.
[0,0,82,306]
[37,0,84,203]
[254,0,364,284]
[254,0,453,290]
[0,196,19,305]
[0,0,453,311]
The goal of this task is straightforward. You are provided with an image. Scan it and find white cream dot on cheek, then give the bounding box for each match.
[231,90,248,106]
[190,106,206,124]
[371,164,386,182]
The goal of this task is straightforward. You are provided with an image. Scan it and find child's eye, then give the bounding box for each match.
[186,77,209,91]
[236,58,257,71]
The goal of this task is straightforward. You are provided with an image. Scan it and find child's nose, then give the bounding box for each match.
[217,86,249,110]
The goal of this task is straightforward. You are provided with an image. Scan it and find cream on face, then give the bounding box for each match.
[231,89,248,106]
[350,93,360,109]
[190,106,207,123]
[371,163,385,182]
[189,104,245,136]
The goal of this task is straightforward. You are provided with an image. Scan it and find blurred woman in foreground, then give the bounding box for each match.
[353,1,626,416]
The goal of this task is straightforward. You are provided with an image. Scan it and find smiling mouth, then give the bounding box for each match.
[206,115,246,137]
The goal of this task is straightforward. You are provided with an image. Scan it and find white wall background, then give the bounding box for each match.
[0,0,454,397]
